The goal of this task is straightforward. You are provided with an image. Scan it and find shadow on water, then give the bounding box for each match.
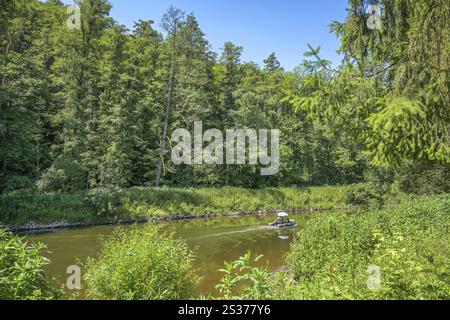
[27,211,322,297]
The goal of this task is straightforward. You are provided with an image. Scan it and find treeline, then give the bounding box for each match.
[0,0,365,193]
[0,0,448,194]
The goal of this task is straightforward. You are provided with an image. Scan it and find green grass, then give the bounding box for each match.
[281,195,450,300]
[0,185,357,228]
[84,194,450,300]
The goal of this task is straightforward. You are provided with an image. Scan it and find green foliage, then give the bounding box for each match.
[364,162,450,197]
[286,196,450,300]
[1,0,369,193]
[0,228,62,300]
[36,158,86,193]
[216,251,271,300]
[0,0,447,194]
[366,97,446,166]
[344,186,383,209]
[289,0,449,172]
[84,224,200,300]
[0,185,354,227]
[0,0,60,193]
[83,187,124,218]
[392,163,450,195]
[1,0,448,302]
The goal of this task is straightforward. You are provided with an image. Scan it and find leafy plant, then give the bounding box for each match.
[36,158,86,193]
[0,228,62,300]
[344,186,383,209]
[216,251,272,300]
[84,224,200,300]
[285,196,450,300]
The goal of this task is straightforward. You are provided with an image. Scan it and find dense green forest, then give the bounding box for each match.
[0,0,449,302]
[1,0,447,195]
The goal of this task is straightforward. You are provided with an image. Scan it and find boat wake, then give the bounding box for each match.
[190,225,272,241]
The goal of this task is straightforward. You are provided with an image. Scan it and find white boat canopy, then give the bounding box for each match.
[278,212,289,218]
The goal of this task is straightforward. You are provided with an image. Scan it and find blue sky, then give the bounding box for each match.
[62,0,349,70]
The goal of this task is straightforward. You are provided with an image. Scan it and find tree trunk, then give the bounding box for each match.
[156,23,178,187]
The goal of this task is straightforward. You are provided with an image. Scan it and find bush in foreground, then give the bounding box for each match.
[0,228,62,300]
[215,251,272,300]
[285,195,450,300]
[84,225,200,300]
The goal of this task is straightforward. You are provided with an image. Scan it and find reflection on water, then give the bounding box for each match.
[28,212,320,297]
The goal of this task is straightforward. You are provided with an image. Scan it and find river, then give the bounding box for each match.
[28,212,322,298]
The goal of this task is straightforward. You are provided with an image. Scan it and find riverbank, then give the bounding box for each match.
[281,194,450,300]
[3,192,448,300]
[1,185,359,231]
[10,207,342,234]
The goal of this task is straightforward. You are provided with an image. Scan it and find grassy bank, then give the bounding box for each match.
[1,193,448,300]
[280,195,450,300]
[70,195,450,300]
[0,185,358,228]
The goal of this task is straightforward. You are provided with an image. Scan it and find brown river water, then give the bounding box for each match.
[28,212,324,298]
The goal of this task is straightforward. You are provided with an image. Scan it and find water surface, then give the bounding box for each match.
[28,212,321,297]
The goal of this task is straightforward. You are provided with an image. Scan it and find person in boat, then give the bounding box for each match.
[270,212,295,227]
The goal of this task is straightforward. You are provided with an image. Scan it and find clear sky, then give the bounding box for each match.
[62,0,349,70]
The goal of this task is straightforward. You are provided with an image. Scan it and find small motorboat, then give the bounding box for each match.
[269,212,297,228]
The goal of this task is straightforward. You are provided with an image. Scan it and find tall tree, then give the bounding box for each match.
[330,0,450,166]
[263,52,281,72]
[156,6,185,187]
[128,20,163,186]
[50,0,112,190]
[0,0,66,192]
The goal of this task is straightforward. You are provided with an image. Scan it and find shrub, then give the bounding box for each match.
[366,163,450,196]
[286,196,450,300]
[0,228,62,300]
[84,224,200,300]
[344,186,383,208]
[0,174,34,193]
[83,187,125,219]
[216,251,272,300]
[36,158,86,193]
[392,163,450,195]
